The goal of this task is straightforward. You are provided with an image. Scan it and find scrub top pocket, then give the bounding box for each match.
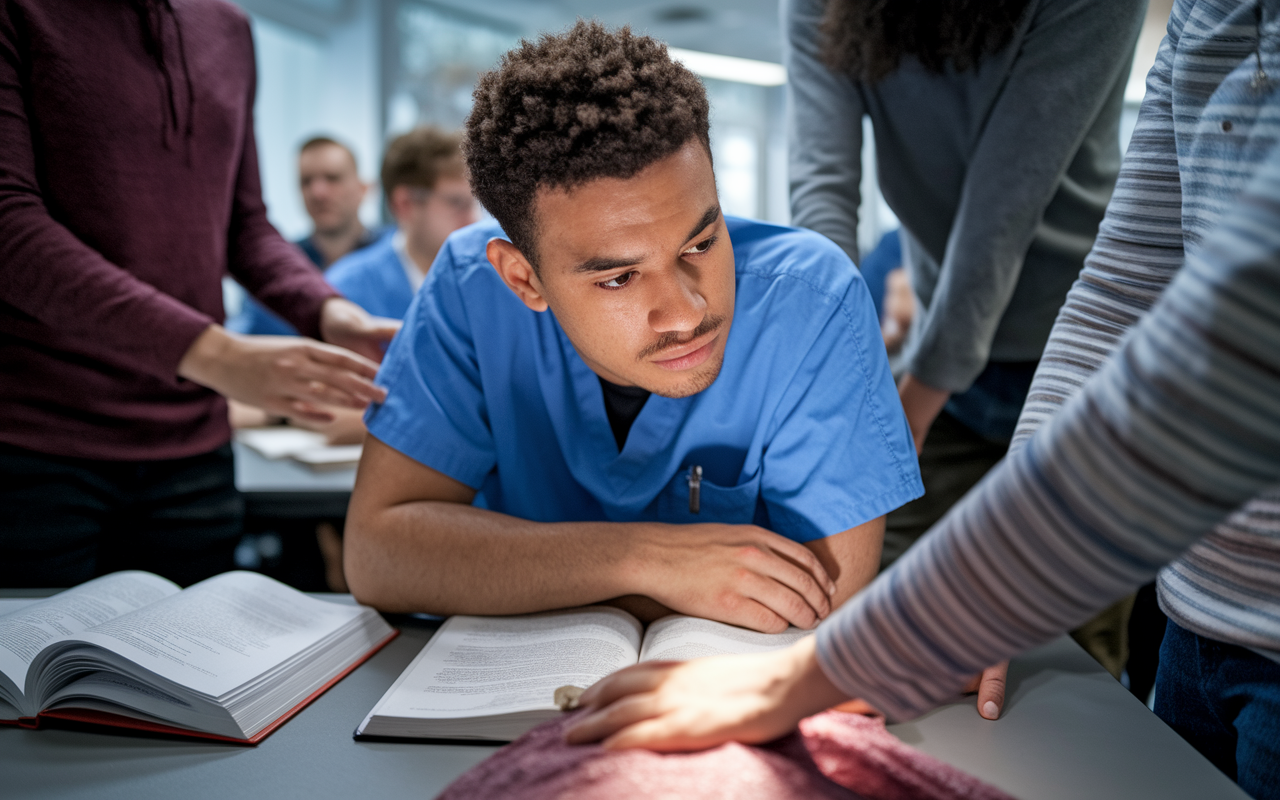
[651,468,763,525]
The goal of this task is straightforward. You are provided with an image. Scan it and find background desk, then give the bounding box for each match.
[233,441,356,520]
[1,594,1247,800]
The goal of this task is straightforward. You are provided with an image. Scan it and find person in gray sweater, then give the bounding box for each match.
[784,0,1146,676]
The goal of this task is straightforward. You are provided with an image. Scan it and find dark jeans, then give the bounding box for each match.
[1154,620,1280,799]
[0,442,244,588]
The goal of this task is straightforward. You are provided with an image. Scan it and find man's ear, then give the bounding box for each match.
[487,239,548,312]
[389,185,413,228]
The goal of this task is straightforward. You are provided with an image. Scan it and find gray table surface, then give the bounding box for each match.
[1,594,1247,800]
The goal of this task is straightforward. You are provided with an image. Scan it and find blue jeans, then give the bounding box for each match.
[1153,620,1280,799]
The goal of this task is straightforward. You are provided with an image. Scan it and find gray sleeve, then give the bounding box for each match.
[903,0,1145,393]
[1010,0,1187,452]
[815,141,1280,722]
[783,0,865,265]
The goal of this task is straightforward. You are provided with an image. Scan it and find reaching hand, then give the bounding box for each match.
[963,661,1009,720]
[319,297,401,363]
[630,523,837,633]
[564,636,848,751]
[178,325,387,423]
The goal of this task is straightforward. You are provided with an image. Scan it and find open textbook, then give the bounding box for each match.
[356,607,811,742]
[0,571,396,743]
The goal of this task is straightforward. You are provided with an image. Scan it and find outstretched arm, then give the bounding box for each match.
[568,139,1280,748]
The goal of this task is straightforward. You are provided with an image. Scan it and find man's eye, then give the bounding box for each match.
[683,235,717,256]
[599,272,636,289]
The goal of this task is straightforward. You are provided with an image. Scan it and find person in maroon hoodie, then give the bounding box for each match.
[0,0,398,587]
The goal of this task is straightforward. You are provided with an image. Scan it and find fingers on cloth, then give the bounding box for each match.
[565,691,667,745]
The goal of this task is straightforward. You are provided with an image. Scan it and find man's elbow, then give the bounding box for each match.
[342,517,391,609]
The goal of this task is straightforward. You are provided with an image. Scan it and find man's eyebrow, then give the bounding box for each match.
[685,204,721,244]
[571,204,721,274]
[573,255,645,274]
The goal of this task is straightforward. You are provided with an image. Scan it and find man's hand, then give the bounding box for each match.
[963,661,1009,720]
[898,373,950,454]
[629,524,837,633]
[289,405,367,445]
[319,297,401,363]
[178,325,386,423]
[565,636,848,751]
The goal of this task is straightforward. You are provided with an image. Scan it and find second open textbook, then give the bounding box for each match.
[356,607,811,742]
[0,570,396,743]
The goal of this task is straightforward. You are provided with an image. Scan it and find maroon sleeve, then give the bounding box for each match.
[223,15,339,340]
[0,3,213,384]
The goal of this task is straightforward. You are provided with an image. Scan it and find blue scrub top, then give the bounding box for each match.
[366,217,922,543]
[326,236,417,321]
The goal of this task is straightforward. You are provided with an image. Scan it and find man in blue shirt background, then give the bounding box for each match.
[345,22,922,632]
[326,126,479,320]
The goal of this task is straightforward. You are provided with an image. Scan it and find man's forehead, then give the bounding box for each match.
[532,145,719,270]
[300,144,357,172]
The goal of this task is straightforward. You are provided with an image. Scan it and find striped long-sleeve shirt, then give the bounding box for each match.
[816,0,1280,722]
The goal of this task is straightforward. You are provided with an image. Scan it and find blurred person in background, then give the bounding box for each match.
[296,137,380,270]
[0,0,396,588]
[785,0,1145,680]
[229,136,384,337]
[326,126,478,321]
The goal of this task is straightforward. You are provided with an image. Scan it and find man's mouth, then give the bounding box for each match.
[649,327,721,372]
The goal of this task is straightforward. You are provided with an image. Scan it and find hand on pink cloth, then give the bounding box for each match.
[439,710,1014,800]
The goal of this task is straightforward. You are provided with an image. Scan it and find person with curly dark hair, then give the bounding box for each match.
[343,21,923,636]
[785,0,1147,684]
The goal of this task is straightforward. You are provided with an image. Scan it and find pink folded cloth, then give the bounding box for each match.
[439,710,1014,800]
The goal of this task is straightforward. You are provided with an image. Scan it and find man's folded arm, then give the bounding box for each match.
[344,434,882,631]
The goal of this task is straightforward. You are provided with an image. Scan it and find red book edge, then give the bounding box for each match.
[1,628,399,745]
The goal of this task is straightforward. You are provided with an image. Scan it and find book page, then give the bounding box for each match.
[63,571,368,698]
[0,572,179,695]
[370,608,642,720]
[638,615,812,662]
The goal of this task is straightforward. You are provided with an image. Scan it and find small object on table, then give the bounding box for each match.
[554,686,584,712]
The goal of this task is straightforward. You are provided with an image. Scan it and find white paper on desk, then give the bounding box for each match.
[66,571,367,698]
[236,428,328,460]
[0,572,179,692]
[291,444,363,470]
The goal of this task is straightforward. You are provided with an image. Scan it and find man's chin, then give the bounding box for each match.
[648,353,725,399]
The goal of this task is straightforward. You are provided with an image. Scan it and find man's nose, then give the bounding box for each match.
[647,265,705,334]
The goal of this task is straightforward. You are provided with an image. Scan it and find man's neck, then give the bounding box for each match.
[311,222,367,268]
[402,234,440,279]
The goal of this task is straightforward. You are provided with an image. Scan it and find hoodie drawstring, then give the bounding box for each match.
[131,0,196,153]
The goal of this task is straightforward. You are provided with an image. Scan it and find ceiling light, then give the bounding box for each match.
[668,47,786,87]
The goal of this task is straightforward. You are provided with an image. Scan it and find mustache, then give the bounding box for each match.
[637,314,727,361]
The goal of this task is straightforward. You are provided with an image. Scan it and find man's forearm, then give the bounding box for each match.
[344,500,660,615]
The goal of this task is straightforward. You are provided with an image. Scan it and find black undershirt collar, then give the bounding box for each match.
[598,377,651,451]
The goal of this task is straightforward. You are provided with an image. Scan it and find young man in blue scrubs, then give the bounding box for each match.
[344,22,923,633]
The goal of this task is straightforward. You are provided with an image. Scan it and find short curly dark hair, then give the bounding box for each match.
[464,20,711,268]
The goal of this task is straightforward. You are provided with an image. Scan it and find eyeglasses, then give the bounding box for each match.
[407,187,476,215]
